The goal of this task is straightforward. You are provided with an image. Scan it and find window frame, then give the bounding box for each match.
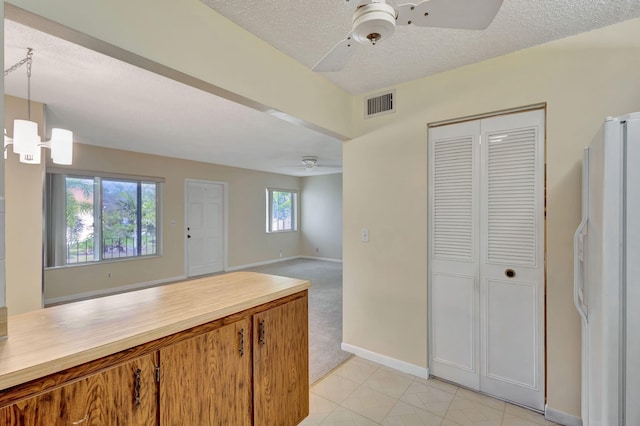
[45,169,163,268]
[265,188,299,233]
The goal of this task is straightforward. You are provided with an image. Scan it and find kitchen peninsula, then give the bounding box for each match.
[0,272,310,425]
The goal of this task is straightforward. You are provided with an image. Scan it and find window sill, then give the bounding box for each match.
[45,254,162,271]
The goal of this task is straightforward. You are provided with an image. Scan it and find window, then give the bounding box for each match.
[46,172,161,266]
[266,188,298,233]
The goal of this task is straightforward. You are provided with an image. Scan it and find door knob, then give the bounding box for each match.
[187,235,191,239]
[505,269,516,278]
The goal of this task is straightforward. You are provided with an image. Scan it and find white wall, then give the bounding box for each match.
[300,174,342,260]
[343,18,640,417]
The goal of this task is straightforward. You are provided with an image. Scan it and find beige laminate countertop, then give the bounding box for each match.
[0,272,310,391]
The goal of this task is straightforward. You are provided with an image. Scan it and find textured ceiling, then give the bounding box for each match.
[3,20,343,177]
[202,0,640,94]
[5,1,640,177]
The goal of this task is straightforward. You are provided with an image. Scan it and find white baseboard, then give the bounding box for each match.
[298,256,343,263]
[45,256,343,305]
[45,275,187,306]
[226,255,343,271]
[545,405,582,426]
[341,342,429,379]
[225,256,300,271]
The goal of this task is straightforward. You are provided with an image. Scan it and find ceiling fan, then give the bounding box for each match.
[313,0,504,72]
[299,156,342,172]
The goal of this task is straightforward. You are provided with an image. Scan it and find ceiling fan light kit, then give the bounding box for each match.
[301,156,318,169]
[351,2,396,45]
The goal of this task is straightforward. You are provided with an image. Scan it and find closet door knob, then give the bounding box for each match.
[505,269,516,278]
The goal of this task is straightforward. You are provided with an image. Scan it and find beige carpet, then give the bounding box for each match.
[242,258,351,384]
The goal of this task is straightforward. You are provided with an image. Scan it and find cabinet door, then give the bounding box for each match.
[159,318,251,426]
[254,294,309,426]
[0,353,157,426]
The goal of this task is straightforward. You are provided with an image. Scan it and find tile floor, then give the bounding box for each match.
[301,356,560,426]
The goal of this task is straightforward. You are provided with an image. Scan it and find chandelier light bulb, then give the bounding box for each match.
[12,119,39,156]
[50,128,73,165]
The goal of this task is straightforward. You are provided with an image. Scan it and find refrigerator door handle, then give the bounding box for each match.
[574,217,588,323]
[574,147,590,324]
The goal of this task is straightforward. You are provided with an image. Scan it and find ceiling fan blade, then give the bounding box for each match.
[312,33,357,72]
[396,0,503,30]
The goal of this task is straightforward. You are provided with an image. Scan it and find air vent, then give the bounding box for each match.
[365,90,395,118]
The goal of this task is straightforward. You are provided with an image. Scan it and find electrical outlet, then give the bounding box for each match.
[316,247,319,253]
[361,228,369,242]
[279,249,283,258]
[107,272,112,279]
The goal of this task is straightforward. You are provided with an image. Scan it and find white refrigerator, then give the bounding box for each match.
[574,112,640,426]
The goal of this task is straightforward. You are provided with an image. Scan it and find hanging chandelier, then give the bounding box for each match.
[3,48,74,165]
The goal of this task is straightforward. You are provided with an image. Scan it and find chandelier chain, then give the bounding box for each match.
[4,48,34,120]
[4,48,33,76]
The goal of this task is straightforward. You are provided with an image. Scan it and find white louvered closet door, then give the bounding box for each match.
[479,110,545,410]
[429,120,481,391]
[428,109,544,410]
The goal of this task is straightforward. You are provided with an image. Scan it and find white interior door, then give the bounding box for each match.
[186,180,225,277]
[479,110,545,410]
[429,120,481,390]
[428,109,545,410]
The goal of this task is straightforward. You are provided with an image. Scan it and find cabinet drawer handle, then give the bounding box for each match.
[259,320,266,346]
[134,368,142,407]
[238,328,245,356]
[71,414,88,425]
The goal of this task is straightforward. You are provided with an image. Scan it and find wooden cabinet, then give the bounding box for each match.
[0,289,308,426]
[159,294,309,426]
[0,353,157,426]
[159,318,252,425]
[254,296,309,426]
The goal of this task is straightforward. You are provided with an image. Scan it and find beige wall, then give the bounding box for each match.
[43,143,302,302]
[300,174,342,260]
[343,18,640,416]
[4,95,45,315]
